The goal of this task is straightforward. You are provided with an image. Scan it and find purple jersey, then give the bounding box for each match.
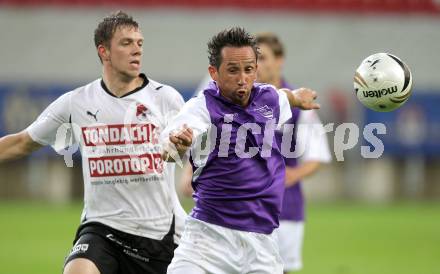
[162,81,293,234]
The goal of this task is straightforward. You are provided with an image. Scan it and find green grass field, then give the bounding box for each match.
[0,200,439,274]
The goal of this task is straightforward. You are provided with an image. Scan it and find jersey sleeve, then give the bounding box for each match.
[296,110,332,163]
[277,90,293,129]
[160,94,211,144]
[26,92,72,147]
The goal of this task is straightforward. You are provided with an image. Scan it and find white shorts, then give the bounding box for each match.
[167,217,283,274]
[275,220,304,272]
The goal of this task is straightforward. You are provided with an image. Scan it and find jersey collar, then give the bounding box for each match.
[101,73,149,98]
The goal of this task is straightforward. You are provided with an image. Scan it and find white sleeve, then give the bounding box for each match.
[26,92,72,147]
[277,90,292,129]
[160,94,211,143]
[296,110,332,163]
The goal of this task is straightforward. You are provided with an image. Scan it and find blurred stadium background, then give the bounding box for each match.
[0,1,439,273]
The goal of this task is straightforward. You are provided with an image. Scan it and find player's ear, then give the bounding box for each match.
[97,45,110,62]
[208,65,218,82]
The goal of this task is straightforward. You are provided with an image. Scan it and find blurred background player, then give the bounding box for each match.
[162,27,320,274]
[256,32,332,273]
[0,11,187,274]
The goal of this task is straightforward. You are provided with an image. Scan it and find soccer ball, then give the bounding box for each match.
[354,52,413,112]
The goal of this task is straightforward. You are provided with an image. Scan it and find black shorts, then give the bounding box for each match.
[63,218,176,274]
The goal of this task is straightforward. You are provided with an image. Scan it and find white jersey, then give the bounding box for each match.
[27,74,187,241]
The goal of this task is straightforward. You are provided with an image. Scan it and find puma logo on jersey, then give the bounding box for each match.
[87,110,99,121]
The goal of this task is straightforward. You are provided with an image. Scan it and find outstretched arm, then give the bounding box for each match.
[0,130,43,163]
[0,91,74,164]
[281,87,320,110]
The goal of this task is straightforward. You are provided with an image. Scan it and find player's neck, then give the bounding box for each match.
[267,77,283,89]
[270,77,282,89]
[102,70,143,97]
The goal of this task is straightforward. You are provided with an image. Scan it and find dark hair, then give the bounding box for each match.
[255,32,285,58]
[94,11,139,61]
[208,27,258,69]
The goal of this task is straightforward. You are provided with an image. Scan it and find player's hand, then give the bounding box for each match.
[169,124,193,155]
[162,125,193,163]
[286,87,320,110]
